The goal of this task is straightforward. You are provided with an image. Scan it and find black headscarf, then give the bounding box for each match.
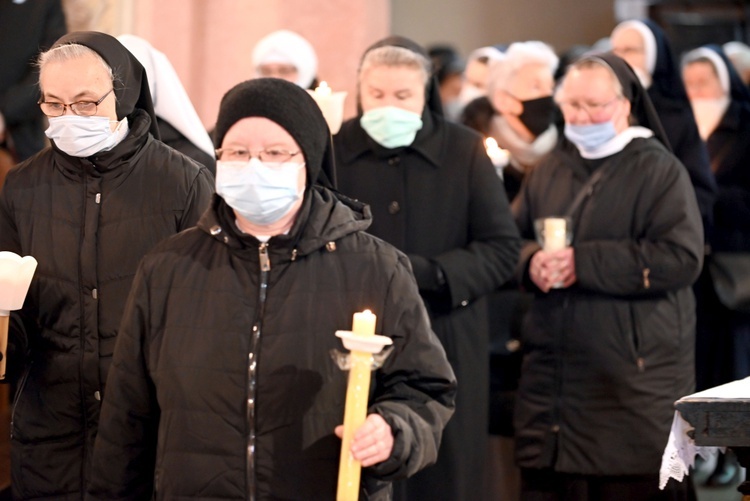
[213,78,336,189]
[50,31,160,139]
[699,45,750,105]
[358,36,443,117]
[637,20,692,105]
[591,52,671,151]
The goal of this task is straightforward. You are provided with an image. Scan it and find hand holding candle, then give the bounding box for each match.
[308,81,348,134]
[0,252,38,379]
[532,218,575,290]
[335,309,393,501]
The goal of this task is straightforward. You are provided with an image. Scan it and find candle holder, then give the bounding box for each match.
[307,81,348,134]
[331,313,393,501]
[0,252,38,379]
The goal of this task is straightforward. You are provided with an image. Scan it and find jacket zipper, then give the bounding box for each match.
[78,168,89,477]
[247,242,270,500]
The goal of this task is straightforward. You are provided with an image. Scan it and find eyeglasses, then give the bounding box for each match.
[558,96,622,118]
[215,147,301,163]
[38,88,114,117]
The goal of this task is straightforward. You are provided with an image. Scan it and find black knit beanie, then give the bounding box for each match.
[213,78,335,188]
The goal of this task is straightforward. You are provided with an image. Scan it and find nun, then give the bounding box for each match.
[118,34,216,174]
[611,19,717,234]
[683,43,750,409]
[0,31,214,499]
[251,29,319,89]
[513,53,703,500]
[333,36,521,501]
[87,77,456,500]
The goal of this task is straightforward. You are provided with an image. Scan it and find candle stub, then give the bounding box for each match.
[543,218,568,251]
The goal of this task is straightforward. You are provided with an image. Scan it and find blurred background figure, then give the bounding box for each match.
[427,44,465,118]
[682,44,750,488]
[723,41,750,87]
[554,44,591,83]
[0,0,67,162]
[484,41,559,198]
[118,34,216,174]
[448,45,506,121]
[252,29,319,89]
[611,19,717,236]
[470,41,559,501]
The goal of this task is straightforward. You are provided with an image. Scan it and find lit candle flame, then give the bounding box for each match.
[315,80,332,96]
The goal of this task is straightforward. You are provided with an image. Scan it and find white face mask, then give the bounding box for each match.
[45,115,128,157]
[690,96,730,140]
[216,158,305,226]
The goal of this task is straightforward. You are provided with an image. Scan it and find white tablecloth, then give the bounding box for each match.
[659,377,750,489]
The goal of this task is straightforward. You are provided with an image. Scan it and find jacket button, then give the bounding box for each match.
[388,156,400,166]
[551,424,560,432]
[388,201,400,214]
[92,288,98,300]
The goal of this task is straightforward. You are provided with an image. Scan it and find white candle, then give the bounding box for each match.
[543,218,568,252]
[308,81,347,134]
[484,137,509,169]
[0,252,38,379]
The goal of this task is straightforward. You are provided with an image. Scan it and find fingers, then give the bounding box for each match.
[349,414,394,467]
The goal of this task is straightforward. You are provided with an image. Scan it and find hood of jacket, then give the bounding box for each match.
[197,186,373,261]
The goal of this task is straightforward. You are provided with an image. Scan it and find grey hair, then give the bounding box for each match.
[37,43,115,88]
[358,46,431,85]
[487,41,558,95]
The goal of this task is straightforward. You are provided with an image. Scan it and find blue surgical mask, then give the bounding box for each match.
[360,106,423,149]
[45,115,128,158]
[564,121,618,152]
[216,158,304,226]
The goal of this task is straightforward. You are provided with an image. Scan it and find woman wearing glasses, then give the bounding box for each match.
[512,53,703,500]
[0,31,214,499]
[87,77,456,500]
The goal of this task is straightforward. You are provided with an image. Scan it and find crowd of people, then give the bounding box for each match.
[2,1,750,499]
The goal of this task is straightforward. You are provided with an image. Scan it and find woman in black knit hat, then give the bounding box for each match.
[87,77,456,500]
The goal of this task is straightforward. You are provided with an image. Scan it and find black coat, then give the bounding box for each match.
[0,110,215,499]
[512,137,703,475]
[707,100,750,252]
[334,111,521,499]
[86,190,457,500]
[0,0,66,160]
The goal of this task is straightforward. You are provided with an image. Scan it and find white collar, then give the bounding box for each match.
[576,126,654,159]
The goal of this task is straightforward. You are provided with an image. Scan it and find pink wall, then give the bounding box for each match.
[131,0,390,129]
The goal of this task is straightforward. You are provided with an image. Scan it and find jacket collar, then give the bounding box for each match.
[53,109,153,178]
[338,108,444,168]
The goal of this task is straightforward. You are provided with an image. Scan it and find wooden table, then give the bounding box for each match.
[675,378,750,499]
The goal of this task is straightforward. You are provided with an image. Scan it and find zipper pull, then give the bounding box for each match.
[259,243,270,272]
[642,268,651,289]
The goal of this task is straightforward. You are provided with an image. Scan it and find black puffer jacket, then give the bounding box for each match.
[87,189,457,500]
[512,137,703,475]
[0,110,215,499]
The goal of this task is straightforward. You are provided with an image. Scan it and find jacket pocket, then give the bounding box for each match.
[628,304,645,372]
[10,361,32,441]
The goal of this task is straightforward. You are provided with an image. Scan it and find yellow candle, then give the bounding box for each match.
[544,218,568,251]
[337,309,376,501]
